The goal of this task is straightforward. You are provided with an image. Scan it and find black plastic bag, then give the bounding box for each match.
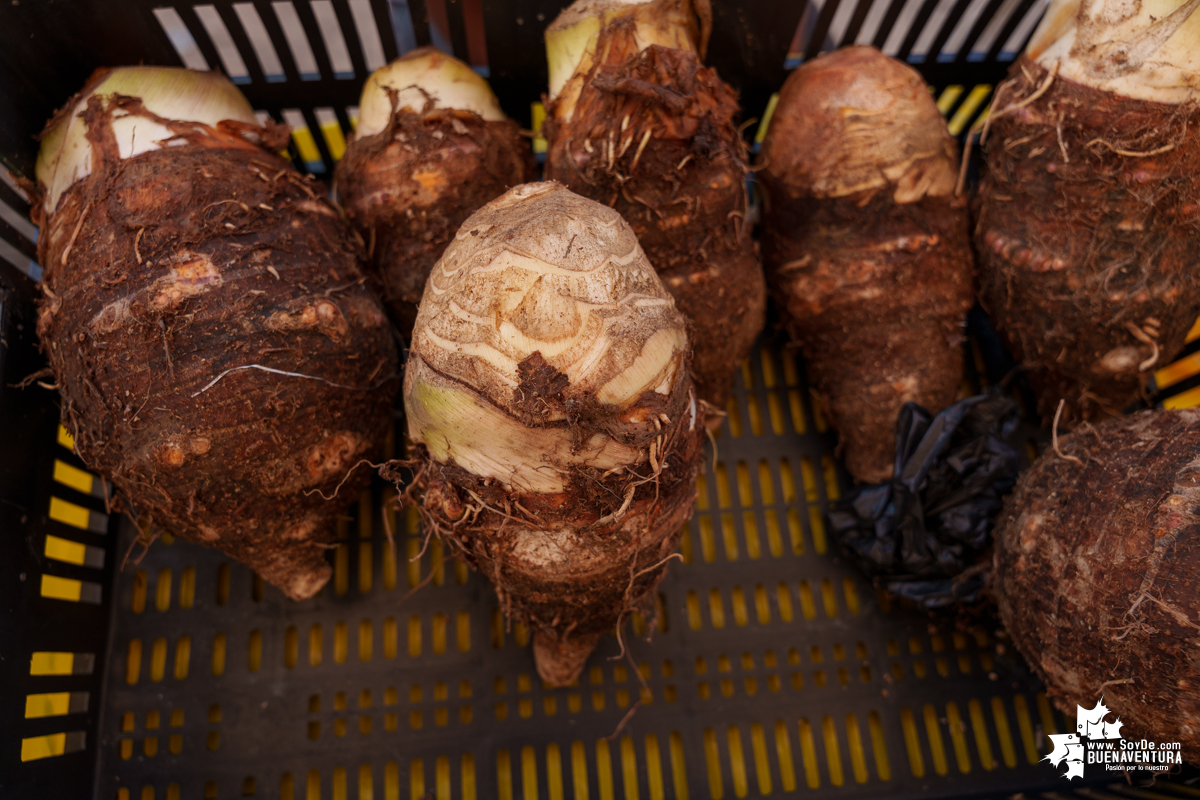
[827,390,1021,609]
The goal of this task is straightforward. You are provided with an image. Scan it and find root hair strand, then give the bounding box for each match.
[1052,399,1084,466]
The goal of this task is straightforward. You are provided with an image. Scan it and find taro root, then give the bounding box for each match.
[759,46,974,483]
[992,408,1200,764]
[396,182,704,686]
[335,47,534,336]
[34,67,398,600]
[541,0,766,410]
[975,0,1200,424]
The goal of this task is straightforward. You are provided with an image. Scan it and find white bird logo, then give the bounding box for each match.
[1043,733,1085,780]
[1077,698,1124,741]
[1042,697,1125,780]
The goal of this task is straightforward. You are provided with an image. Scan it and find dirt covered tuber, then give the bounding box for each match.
[992,408,1200,764]
[335,47,534,335]
[395,182,704,686]
[975,0,1200,423]
[759,46,974,483]
[34,67,398,600]
[542,0,766,409]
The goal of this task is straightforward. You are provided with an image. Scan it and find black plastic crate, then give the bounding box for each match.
[2,2,1198,799]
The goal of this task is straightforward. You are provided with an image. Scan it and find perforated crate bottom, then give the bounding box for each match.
[99,333,1085,800]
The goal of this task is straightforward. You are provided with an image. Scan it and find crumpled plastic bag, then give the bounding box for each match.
[827,390,1021,609]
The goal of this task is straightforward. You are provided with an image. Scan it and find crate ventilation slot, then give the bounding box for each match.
[786,0,1049,67]
[153,1,387,82]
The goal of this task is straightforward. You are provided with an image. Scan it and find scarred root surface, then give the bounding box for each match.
[37,94,397,600]
[394,184,705,685]
[545,32,765,408]
[337,77,533,335]
[976,55,1200,424]
[993,408,1200,764]
[760,47,974,483]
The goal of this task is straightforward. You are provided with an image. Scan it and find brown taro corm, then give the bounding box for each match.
[759,46,974,484]
[975,0,1200,424]
[335,48,534,336]
[992,408,1200,764]
[34,67,398,600]
[542,0,766,412]
[395,183,704,686]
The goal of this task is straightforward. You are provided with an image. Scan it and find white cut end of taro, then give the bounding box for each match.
[405,183,690,494]
[1028,0,1200,103]
[356,47,506,138]
[545,0,707,115]
[38,67,258,214]
[415,182,687,410]
[405,356,642,494]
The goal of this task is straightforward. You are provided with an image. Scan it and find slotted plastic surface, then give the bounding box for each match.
[2,2,1200,799]
[94,334,1077,800]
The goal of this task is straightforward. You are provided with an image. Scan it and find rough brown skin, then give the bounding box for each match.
[976,55,1200,424]
[35,94,398,601]
[392,183,705,685]
[759,47,974,484]
[401,378,702,686]
[336,104,533,336]
[762,193,973,483]
[544,35,766,409]
[992,408,1200,764]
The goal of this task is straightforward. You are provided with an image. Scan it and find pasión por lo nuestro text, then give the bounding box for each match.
[1044,699,1183,779]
